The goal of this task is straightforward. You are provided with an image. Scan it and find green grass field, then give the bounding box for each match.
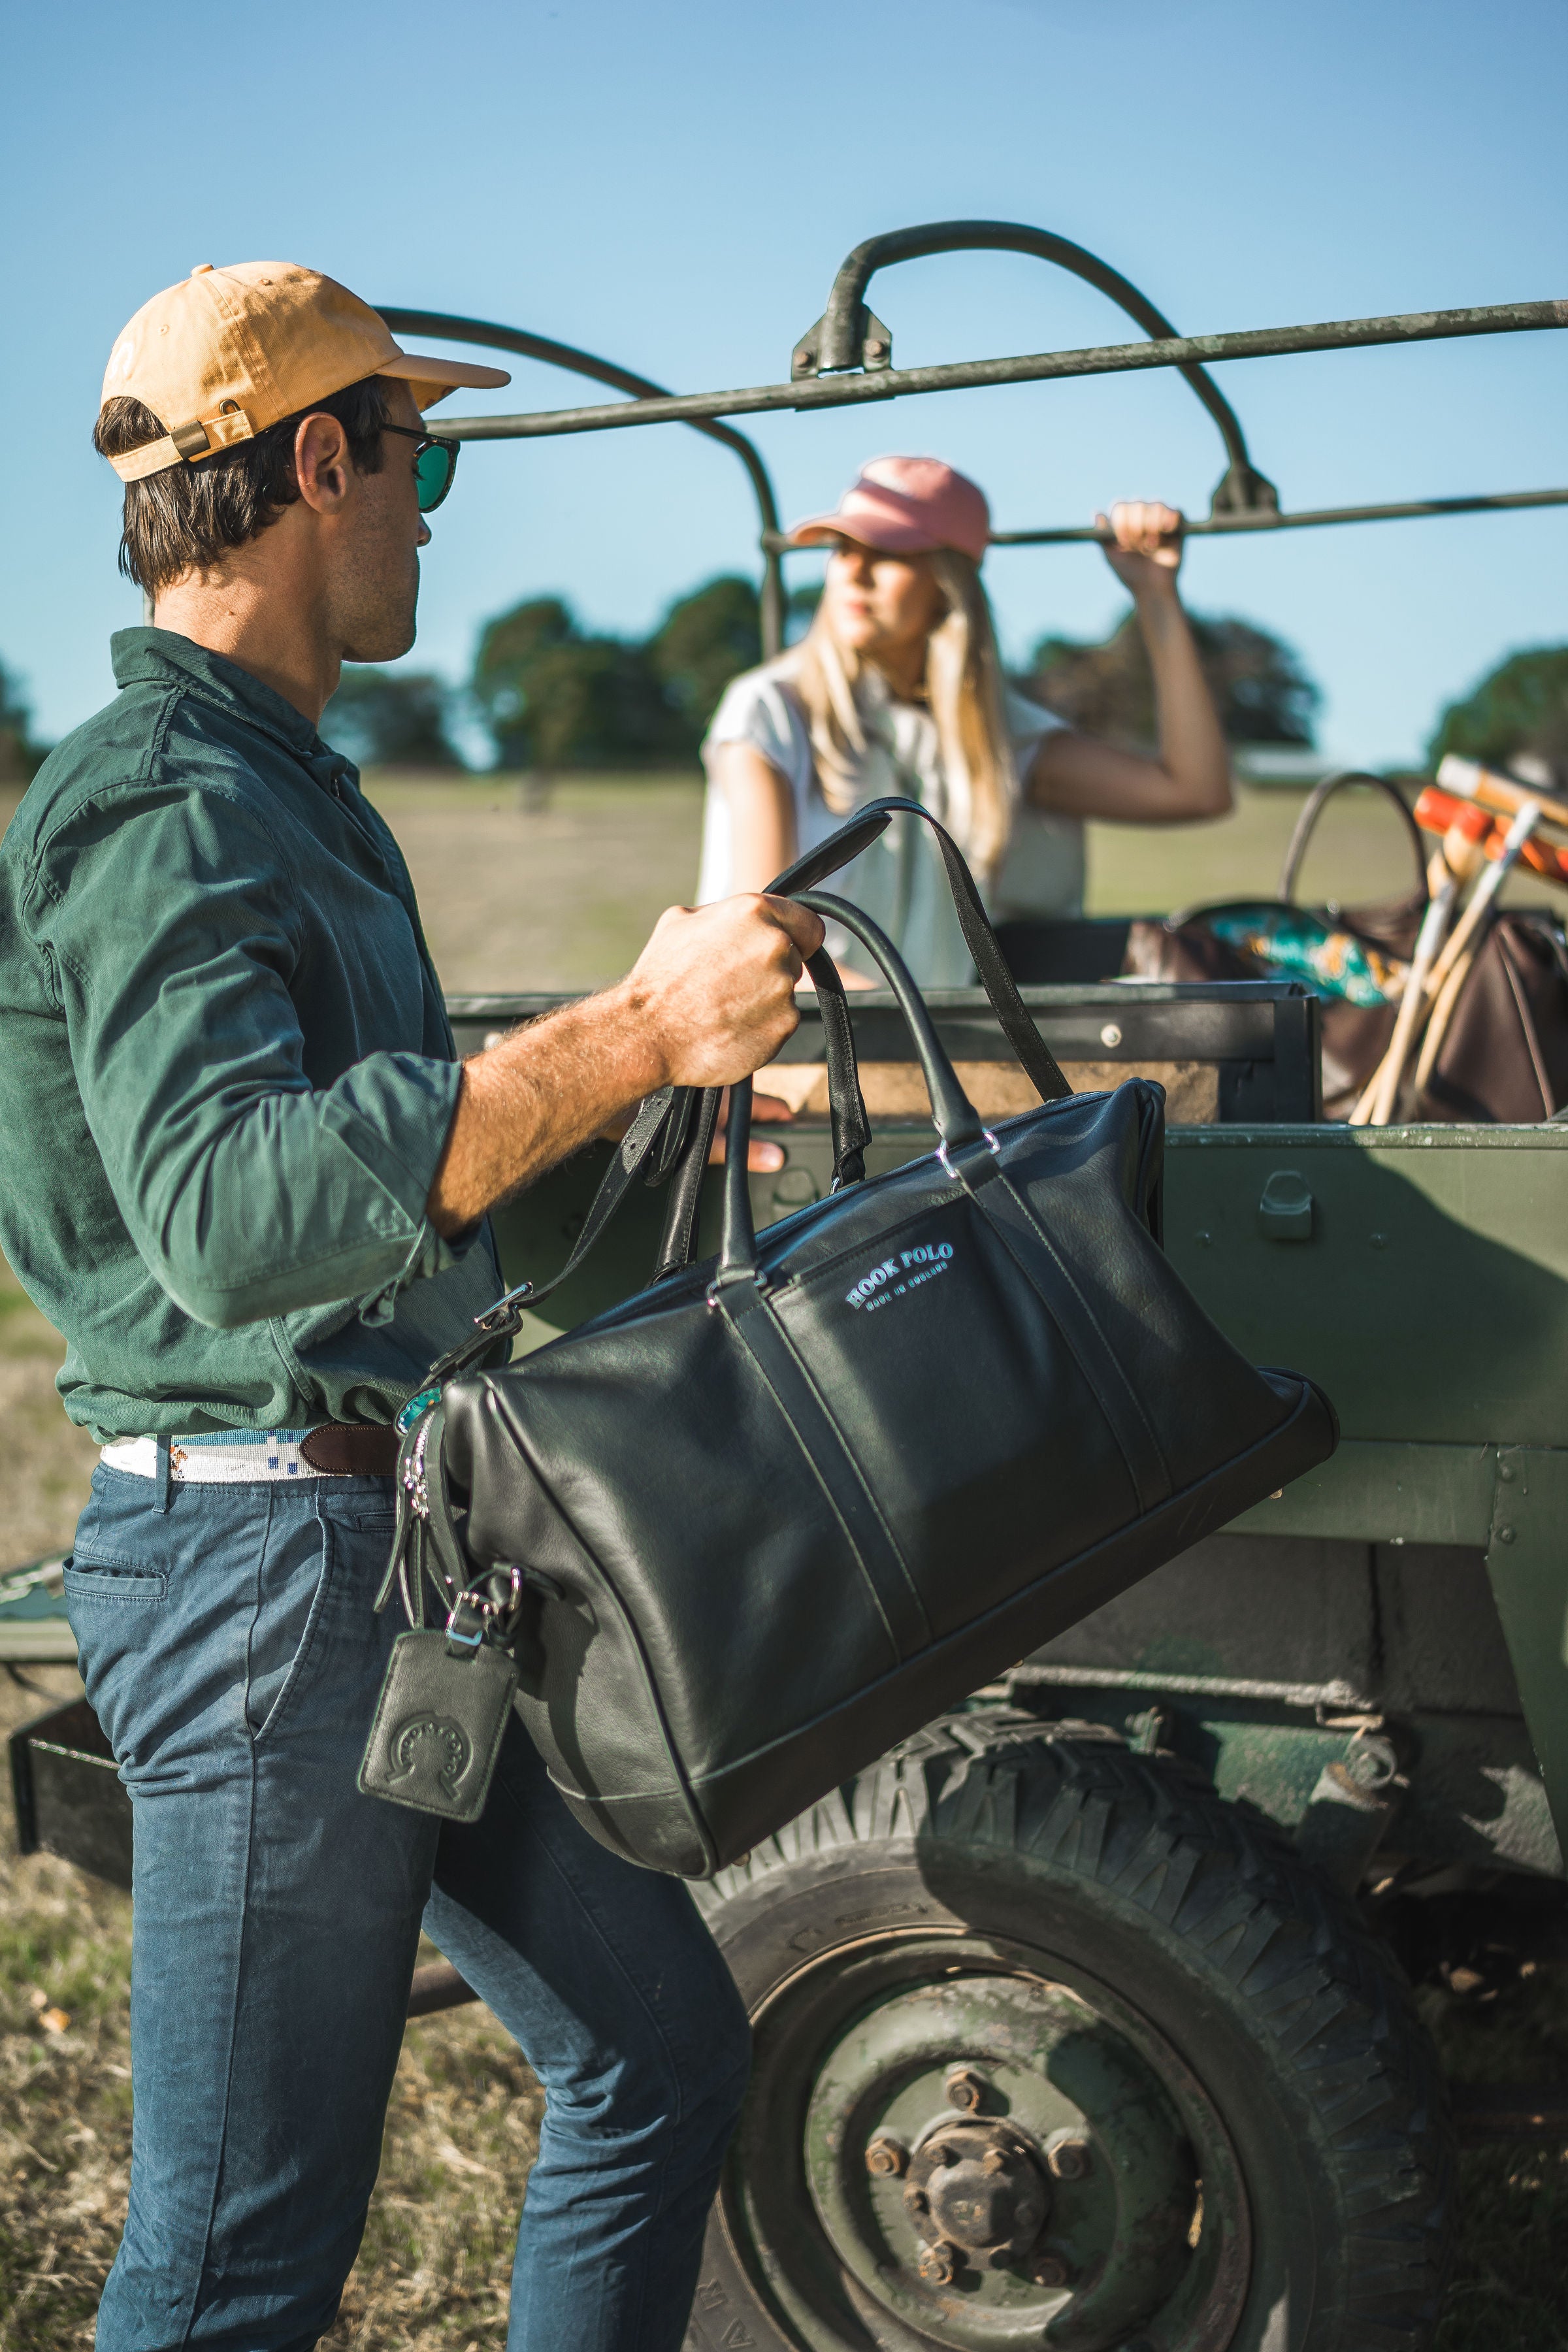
[366,766,1475,994]
[1,771,1565,2348]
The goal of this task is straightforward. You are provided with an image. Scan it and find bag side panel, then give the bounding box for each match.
[457,1298,904,1793]
[687,1373,1336,1869]
[770,1188,1144,1635]
[999,1093,1309,1485]
[442,1383,710,1871]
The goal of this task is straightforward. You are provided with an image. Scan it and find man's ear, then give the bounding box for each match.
[293,412,353,514]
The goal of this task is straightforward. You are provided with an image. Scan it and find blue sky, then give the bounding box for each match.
[3,0,1564,768]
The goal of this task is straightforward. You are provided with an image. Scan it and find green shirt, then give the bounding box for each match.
[0,629,501,1441]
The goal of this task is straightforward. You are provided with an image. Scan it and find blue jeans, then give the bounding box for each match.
[66,1463,751,2352]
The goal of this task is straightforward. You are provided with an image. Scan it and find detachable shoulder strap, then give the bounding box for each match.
[421,1083,682,1386]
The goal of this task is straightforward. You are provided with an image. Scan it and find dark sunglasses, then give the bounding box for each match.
[382,423,461,513]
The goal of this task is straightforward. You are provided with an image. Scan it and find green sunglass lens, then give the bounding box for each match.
[414,442,456,513]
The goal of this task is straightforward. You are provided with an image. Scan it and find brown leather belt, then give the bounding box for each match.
[299,1422,402,1477]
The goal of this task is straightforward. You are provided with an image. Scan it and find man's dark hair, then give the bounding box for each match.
[94,376,392,595]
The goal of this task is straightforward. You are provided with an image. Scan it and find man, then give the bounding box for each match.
[0,261,824,2352]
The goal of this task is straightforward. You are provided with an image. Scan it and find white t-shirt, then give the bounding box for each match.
[698,659,1081,987]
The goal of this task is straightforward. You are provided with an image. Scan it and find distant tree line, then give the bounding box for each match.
[321,578,1334,775]
[1022,612,1321,747]
[314,550,1568,787]
[0,661,49,784]
[1428,646,1568,786]
[5,598,1566,795]
[323,576,766,775]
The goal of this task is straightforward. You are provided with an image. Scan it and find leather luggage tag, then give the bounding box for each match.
[359,1627,517,1822]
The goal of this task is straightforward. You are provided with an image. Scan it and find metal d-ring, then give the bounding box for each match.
[937,1128,1001,1181]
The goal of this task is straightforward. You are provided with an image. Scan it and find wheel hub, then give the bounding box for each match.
[904,2121,1050,2266]
[802,1967,1201,2351]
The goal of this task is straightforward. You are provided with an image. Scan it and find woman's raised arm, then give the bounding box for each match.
[1026,500,1233,824]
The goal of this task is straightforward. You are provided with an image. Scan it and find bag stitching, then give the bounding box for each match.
[475,1381,719,1871]
[715,1292,924,1659]
[992,1160,1173,1500]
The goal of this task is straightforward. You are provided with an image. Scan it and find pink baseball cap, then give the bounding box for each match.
[786,455,990,564]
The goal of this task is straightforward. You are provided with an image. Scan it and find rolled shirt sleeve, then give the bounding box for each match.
[30,779,466,1331]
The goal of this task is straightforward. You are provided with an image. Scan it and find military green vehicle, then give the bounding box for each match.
[12,227,1568,2352]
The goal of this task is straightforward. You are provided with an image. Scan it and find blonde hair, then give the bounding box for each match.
[785,547,1015,877]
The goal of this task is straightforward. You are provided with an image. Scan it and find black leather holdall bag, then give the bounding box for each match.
[382,799,1337,1876]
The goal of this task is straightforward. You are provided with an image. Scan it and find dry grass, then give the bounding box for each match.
[363,772,705,995]
[1426,1972,1568,2351]
[0,773,1565,2343]
[0,1695,540,2352]
[363,766,1532,995]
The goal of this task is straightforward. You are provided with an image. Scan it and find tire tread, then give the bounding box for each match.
[704,1712,1454,2350]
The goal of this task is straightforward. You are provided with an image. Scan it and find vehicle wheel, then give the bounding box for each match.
[687,1713,1454,2352]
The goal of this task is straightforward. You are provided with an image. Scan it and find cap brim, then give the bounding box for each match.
[378,348,512,406]
[786,512,946,555]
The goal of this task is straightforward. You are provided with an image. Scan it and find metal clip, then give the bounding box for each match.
[449,1564,526,1647]
[474,1279,535,1331]
[444,1599,487,1651]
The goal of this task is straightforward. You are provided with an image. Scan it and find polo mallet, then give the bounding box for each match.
[1352,802,1492,1125]
[1437,752,1568,840]
[1411,796,1543,1093]
[1414,783,1568,894]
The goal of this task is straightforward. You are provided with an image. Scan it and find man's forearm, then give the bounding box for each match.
[428,983,663,1237]
[427,890,827,1237]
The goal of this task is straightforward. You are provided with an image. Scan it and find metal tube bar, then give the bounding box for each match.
[794,221,1273,513]
[378,308,787,656]
[431,300,1568,442]
[983,485,1568,546]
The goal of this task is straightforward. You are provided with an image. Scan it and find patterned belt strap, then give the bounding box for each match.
[99,1425,398,1484]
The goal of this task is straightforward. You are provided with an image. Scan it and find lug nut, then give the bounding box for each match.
[945,2068,987,2113]
[980,2148,1007,2176]
[919,2244,958,2285]
[1032,2253,1071,2289]
[865,2134,907,2177]
[902,2185,929,2214]
[1046,2136,1092,2181]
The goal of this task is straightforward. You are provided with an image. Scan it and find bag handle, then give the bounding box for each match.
[648,941,872,1282]
[418,798,1066,1374]
[1279,771,1429,906]
[773,794,1073,1104]
[713,891,990,1285]
[654,795,1072,1284]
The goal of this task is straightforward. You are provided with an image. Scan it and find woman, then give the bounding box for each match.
[698,455,1231,985]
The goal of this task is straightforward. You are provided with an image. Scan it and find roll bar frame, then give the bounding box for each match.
[385,229,1568,661]
[377,310,786,657]
[787,221,1278,519]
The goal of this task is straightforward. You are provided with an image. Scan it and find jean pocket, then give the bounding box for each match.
[63,1553,168,1607]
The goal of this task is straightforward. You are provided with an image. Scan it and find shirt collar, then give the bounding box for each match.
[110,628,335,764]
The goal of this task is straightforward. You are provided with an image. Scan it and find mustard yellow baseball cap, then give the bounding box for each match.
[100,261,510,483]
